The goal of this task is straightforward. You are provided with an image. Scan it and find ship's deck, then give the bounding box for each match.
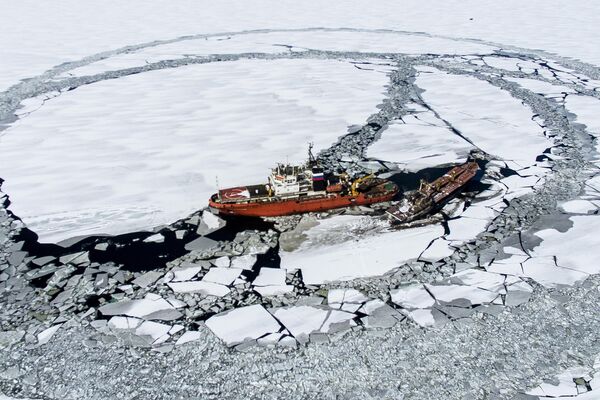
[245,184,270,198]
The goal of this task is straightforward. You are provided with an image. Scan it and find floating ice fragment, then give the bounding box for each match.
[169,264,203,282]
[253,268,287,287]
[205,305,280,346]
[255,285,294,296]
[37,324,62,345]
[202,267,241,285]
[175,331,202,345]
[230,254,257,270]
[425,284,498,307]
[99,293,181,319]
[390,284,435,309]
[167,281,230,297]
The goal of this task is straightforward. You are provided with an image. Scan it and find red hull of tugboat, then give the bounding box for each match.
[209,189,398,217]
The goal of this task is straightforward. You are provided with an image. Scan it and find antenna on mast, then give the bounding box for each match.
[308,142,316,166]
[216,176,221,201]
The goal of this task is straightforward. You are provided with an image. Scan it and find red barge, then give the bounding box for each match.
[209,146,399,217]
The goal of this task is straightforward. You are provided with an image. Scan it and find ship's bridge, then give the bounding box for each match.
[269,163,313,196]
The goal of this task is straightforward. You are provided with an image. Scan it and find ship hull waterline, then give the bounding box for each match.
[209,190,398,217]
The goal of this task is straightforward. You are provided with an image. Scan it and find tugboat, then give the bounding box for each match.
[209,145,399,217]
[386,161,479,224]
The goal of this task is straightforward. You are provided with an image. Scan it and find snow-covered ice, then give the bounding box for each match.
[271,306,354,342]
[280,216,445,284]
[367,117,472,170]
[530,216,600,276]
[390,284,435,309]
[205,304,281,346]
[98,293,182,319]
[167,281,230,297]
[0,58,388,242]
[202,268,242,286]
[416,67,549,168]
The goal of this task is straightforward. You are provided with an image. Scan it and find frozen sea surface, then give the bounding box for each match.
[0,59,388,242]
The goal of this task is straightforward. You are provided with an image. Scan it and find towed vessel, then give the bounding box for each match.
[386,161,479,224]
[209,146,399,217]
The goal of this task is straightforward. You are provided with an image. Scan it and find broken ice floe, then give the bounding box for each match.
[280,215,447,284]
[98,293,183,321]
[390,268,533,327]
[252,268,293,296]
[526,355,600,399]
[416,66,550,169]
[205,304,281,347]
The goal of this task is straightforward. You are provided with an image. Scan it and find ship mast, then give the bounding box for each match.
[307,142,316,167]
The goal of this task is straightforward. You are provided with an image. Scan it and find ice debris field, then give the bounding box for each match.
[2,1,600,399]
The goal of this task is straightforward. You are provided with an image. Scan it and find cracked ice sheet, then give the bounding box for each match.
[98,293,180,319]
[416,67,549,168]
[367,117,472,171]
[205,304,281,347]
[445,217,490,244]
[505,77,576,96]
[280,215,444,284]
[271,306,355,340]
[564,95,600,147]
[63,31,496,77]
[0,58,388,243]
[425,283,499,306]
[481,56,541,73]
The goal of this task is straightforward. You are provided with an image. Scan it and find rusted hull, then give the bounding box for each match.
[209,185,398,217]
[387,161,479,224]
[432,162,479,203]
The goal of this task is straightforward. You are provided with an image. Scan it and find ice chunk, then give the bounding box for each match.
[99,293,182,319]
[169,264,203,282]
[175,331,202,345]
[167,281,230,297]
[390,284,435,309]
[450,269,506,293]
[253,268,287,287]
[254,285,294,296]
[37,325,61,345]
[135,321,171,344]
[230,254,257,270]
[202,267,241,285]
[212,256,230,268]
[205,305,280,346]
[425,284,499,307]
[271,306,354,343]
